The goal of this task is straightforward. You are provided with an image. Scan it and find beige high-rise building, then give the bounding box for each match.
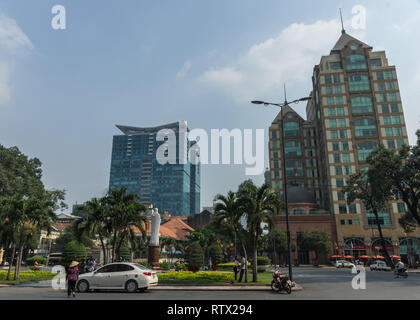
[269,29,420,265]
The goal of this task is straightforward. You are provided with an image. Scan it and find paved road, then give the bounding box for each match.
[0,268,419,300]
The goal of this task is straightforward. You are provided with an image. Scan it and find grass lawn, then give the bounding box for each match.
[0,270,56,285]
[158,270,273,286]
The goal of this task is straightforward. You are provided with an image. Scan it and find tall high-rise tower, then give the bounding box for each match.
[109,121,200,216]
[269,30,419,261]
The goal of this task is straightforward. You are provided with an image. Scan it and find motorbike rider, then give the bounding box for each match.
[395,258,406,274]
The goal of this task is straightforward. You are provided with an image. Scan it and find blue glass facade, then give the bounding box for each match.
[109,121,200,216]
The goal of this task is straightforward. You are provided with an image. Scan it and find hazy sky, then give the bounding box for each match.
[1,0,420,212]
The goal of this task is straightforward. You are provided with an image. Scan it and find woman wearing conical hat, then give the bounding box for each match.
[66,261,79,298]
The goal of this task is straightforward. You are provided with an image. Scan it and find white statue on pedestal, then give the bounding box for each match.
[150,208,161,246]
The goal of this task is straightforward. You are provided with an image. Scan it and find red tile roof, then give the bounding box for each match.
[160,217,194,240]
[51,222,72,232]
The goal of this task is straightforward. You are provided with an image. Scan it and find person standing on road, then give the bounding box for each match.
[66,261,79,298]
[238,255,246,283]
[233,256,240,280]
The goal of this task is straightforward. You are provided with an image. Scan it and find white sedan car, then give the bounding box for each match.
[370,260,390,271]
[77,262,158,293]
[334,260,355,268]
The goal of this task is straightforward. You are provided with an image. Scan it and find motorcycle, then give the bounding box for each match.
[271,270,292,294]
[394,268,408,279]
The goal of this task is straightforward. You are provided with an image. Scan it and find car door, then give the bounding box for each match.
[91,265,116,288]
[107,264,134,288]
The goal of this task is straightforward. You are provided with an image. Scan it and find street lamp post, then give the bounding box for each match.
[251,93,311,282]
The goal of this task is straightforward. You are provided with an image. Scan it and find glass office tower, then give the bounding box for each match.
[109,121,200,216]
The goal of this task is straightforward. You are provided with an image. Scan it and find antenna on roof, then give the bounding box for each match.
[339,8,346,34]
[284,83,287,104]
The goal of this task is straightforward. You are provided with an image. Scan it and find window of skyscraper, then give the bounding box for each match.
[283,122,300,137]
[337,107,345,116]
[330,130,338,139]
[391,104,399,113]
[385,127,394,137]
[385,71,394,79]
[337,118,346,128]
[348,75,370,92]
[357,141,379,161]
[342,142,349,151]
[330,61,342,70]
[386,140,396,149]
[332,142,340,151]
[333,75,341,83]
[394,127,403,136]
[339,205,347,214]
[334,85,342,94]
[396,139,405,148]
[383,116,392,125]
[344,166,352,175]
[376,72,384,80]
[340,130,348,139]
[284,141,302,157]
[286,161,303,177]
[381,104,390,114]
[342,154,351,163]
[334,154,341,163]
[355,119,377,137]
[325,75,332,84]
[346,54,367,70]
[386,82,395,90]
[335,166,343,176]
[397,203,406,213]
[337,190,345,200]
[326,86,333,95]
[370,59,382,68]
[367,210,391,226]
[351,96,373,114]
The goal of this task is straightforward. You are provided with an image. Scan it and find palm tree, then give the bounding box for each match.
[103,188,148,262]
[214,191,249,282]
[237,181,280,282]
[75,197,111,264]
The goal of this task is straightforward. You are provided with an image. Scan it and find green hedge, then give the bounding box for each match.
[158,271,233,281]
[0,270,55,281]
[25,256,47,266]
[257,256,271,266]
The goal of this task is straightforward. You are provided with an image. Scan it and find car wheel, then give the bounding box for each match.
[77,280,89,293]
[126,280,138,293]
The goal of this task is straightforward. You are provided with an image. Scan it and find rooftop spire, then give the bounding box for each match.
[284,83,287,104]
[339,8,345,34]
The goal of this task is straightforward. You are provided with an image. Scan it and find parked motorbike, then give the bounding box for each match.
[394,268,408,279]
[271,270,292,294]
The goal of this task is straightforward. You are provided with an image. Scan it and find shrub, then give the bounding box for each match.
[158,271,233,282]
[117,246,131,261]
[62,241,87,267]
[217,262,251,271]
[257,256,271,266]
[0,270,55,281]
[185,242,204,272]
[175,262,187,271]
[25,256,47,266]
[208,244,223,267]
[160,262,170,270]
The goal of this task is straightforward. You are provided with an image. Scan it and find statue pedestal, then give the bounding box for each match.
[148,245,160,269]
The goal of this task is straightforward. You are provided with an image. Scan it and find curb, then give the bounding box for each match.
[150,284,303,291]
